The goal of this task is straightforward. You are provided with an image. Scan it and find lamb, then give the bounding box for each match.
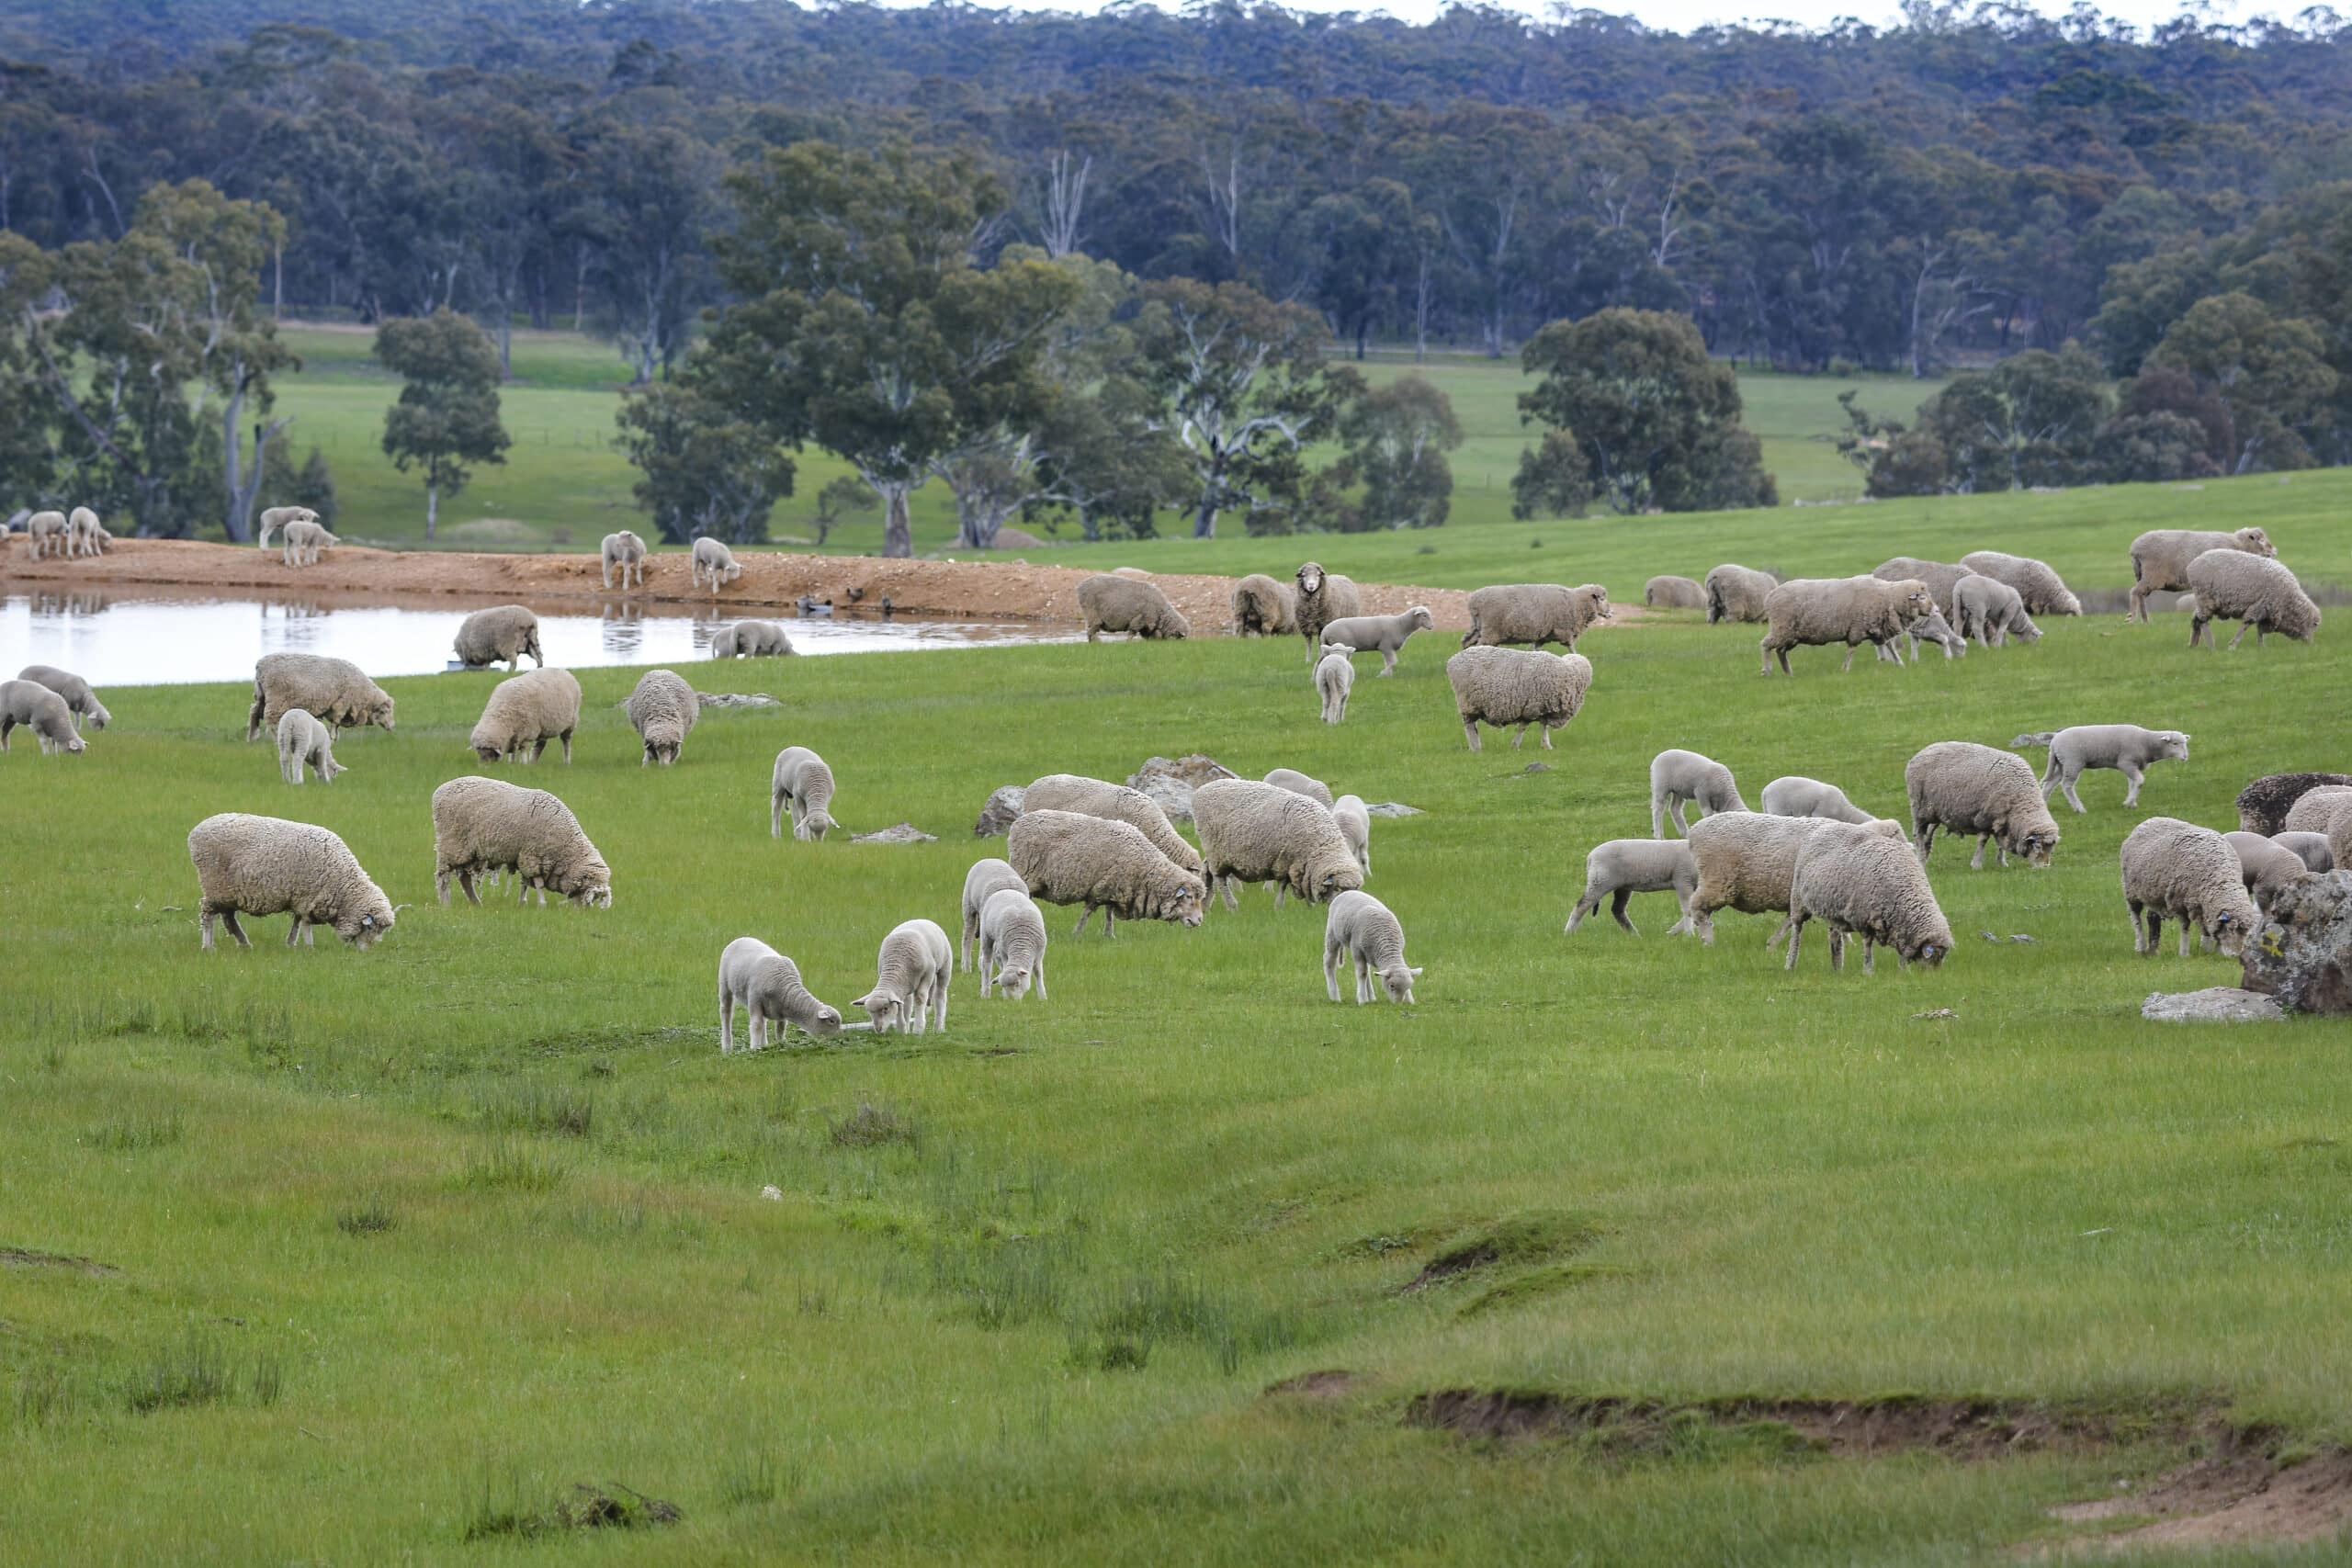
[2129,527,2276,622]
[1564,839,1698,936]
[2270,831,2335,874]
[66,505,104,557]
[1759,776,1887,827]
[710,621,795,659]
[1446,646,1593,751]
[1319,606,1434,676]
[1704,564,1778,624]
[1650,749,1748,837]
[1461,582,1611,652]
[1193,780,1363,910]
[1077,574,1190,640]
[977,889,1048,1000]
[1781,821,1954,975]
[280,518,337,567]
[1007,808,1206,935]
[1872,557,1972,614]
[626,669,698,766]
[2223,830,2315,910]
[2186,549,2321,649]
[601,529,649,591]
[1960,550,2081,616]
[855,919,953,1034]
[0,679,87,754]
[1294,562,1363,659]
[1322,890,1420,1004]
[1232,573,1296,637]
[1331,794,1372,874]
[1950,574,2041,648]
[2236,773,2352,835]
[16,664,109,731]
[187,812,395,951]
[1905,741,2062,870]
[469,668,582,765]
[691,536,743,592]
[1645,575,1707,611]
[2039,724,2189,812]
[2120,817,2258,958]
[453,605,544,671]
[431,775,613,908]
[246,653,396,741]
[25,510,67,558]
[1315,645,1356,725]
[1758,576,1932,673]
[1682,812,1904,946]
[2281,786,2352,838]
[1262,768,1334,808]
[256,505,315,553]
[1884,607,1967,663]
[718,937,842,1052]
[275,708,344,784]
[960,857,1028,970]
[771,746,838,840]
[1023,773,1203,873]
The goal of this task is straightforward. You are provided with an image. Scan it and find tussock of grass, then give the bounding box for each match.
[461,1482,681,1540]
[458,1141,567,1194]
[475,1082,594,1140]
[86,1112,185,1153]
[829,1100,920,1149]
[336,1197,397,1236]
[1403,1212,1605,1293]
[122,1334,280,1415]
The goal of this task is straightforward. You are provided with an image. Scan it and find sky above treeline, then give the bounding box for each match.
[869,0,2269,35]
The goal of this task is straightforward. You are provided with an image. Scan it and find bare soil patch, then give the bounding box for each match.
[1267,1370,1362,1399]
[0,1245,119,1278]
[2048,1445,2352,1552]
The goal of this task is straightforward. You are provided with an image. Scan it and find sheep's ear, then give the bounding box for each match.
[1409,965,1425,979]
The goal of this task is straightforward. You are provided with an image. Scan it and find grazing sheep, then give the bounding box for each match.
[2129,527,2276,622]
[2187,550,2321,649]
[1322,890,1420,1004]
[856,919,953,1035]
[692,536,743,592]
[1294,562,1363,659]
[1683,813,1905,946]
[15,664,109,731]
[2121,818,2258,958]
[1704,564,1778,625]
[468,668,582,765]
[1960,550,2081,616]
[1461,583,1611,652]
[280,518,337,567]
[718,937,842,1053]
[66,505,103,557]
[431,775,612,908]
[1950,574,2042,649]
[246,653,396,741]
[1645,575,1707,611]
[1446,646,1593,751]
[187,812,394,951]
[1565,839,1698,936]
[1262,768,1334,808]
[275,709,344,785]
[453,605,544,671]
[2039,724,2189,812]
[601,529,649,591]
[960,858,1028,971]
[1882,607,1966,663]
[977,889,1048,1000]
[1316,645,1356,725]
[256,505,315,553]
[1650,749,1748,838]
[771,746,838,840]
[0,679,86,754]
[1759,576,1932,673]
[2236,773,2352,836]
[1193,780,1363,910]
[626,670,698,766]
[1781,821,1954,975]
[2270,831,2335,874]
[1232,573,1296,637]
[1873,557,1972,615]
[1023,773,1203,874]
[1331,793,1372,874]
[2282,786,2352,838]
[25,510,67,558]
[1007,808,1206,935]
[1077,574,1191,641]
[1905,741,2061,870]
[1319,605,1435,676]
[2223,830,2315,910]
[1759,776,1886,827]
[711,621,795,659]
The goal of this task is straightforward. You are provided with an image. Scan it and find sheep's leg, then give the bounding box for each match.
[529,739,549,763]
[720,990,736,1054]
[1611,888,1637,935]
[1540,725,1555,750]
[772,792,786,840]
[1218,874,1239,914]
[2120,764,2144,807]
[962,919,976,974]
[1325,940,1343,1001]
[1463,717,1482,752]
[1378,649,1396,677]
[1827,929,1846,972]
[1565,889,1597,935]
[286,918,305,949]
[1970,834,1989,871]
[1765,915,1793,951]
[2180,921,2194,959]
[1782,916,1806,970]
[2061,775,2087,814]
[1355,955,1373,1005]
[1034,954,1046,1000]
[1669,798,1691,836]
[460,870,482,907]
[1511,724,1528,750]
[933,976,949,1033]
[2256,625,2268,649]
[979,949,994,998]
[1841,643,1859,672]
[2227,620,2252,651]
[1103,908,1116,939]
[1861,938,1877,976]
[2143,908,2163,954]
[2188,615,2210,649]
[201,909,217,951]
[2128,584,2148,622]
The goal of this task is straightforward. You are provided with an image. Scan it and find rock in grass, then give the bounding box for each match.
[2142,988,2286,1023]
[1125,754,1234,826]
[2240,873,2352,1014]
[852,823,937,845]
[975,785,1026,838]
[694,692,782,709]
[1365,802,1424,818]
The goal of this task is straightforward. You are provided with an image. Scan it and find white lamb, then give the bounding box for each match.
[1331,794,1373,874]
[1322,890,1420,1004]
[961,858,1029,970]
[1565,840,1698,936]
[1650,749,1747,837]
[856,919,954,1034]
[718,937,842,1052]
[276,708,344,785]
[2038,725,2189,813]
[1316,645,1357,725]
[977,889,1048,1000]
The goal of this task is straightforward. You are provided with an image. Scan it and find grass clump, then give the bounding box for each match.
[476,1083,595,1140]
[462,1482,681,1541]
[122,1334,280,1415]
[1403,1212,1604,1293]
[459,1141,567,1194]
[86,1113,185,1152]
[336,1196,398,1236]
[829,1100,920,1149]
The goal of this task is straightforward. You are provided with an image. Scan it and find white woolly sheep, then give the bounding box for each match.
[1705,564,1778,624]
[978,888,1048,1000]
[15,664,108,731]
[1024,773,1203,874]
[1294,562,1363,658]
[601,529,649,591]
[2282,786,2352,838]
[1446,646,1592,752]
[453,605,544,671]
[1323,889,1419,1004]
[246,653,396,741]
[1645,575,1706,611]
[712,621,795,659]
[280,518,337,567]
[1759,576,1932,674]
[1650,749,1748,838]
[188,812,395,951]
[2039,724,2189,812]
[2270,831,2335,874]
[2223,830,2314,911]
[1462,582,1611,653]
[1905,741,2061,870]
[66,505,105,557]
[25,510,67,558]
[2238,773,2352,835]
[1781,821,1955,975]
[1078,574,1191,640]
[2187,549,2321,649]
[1960,550,2081,616]
[1232,573,1296,637]
[2121,817,2258,958]
[431,775,612,908]
[1565,839,1698,936]
[718,937,842,1052]
[276,708,344,785]
[256,505,315,553]
[960,857,1028,971]
[1193,780,1363,911]
[1331,793,1372,874]
[692,536,743,592]
[1319,605,1435,676]
[0,679,86,754]
[1759,776,1887,827]
[1683,812,1905,947]
[1873,557,1972,615]
[1880,607,1965,663]
[1316,645,1356,725]
[469,668,582,765]
[856,919,953,1034]
[1950,574,2041,649]
[2129,527,2275,622]
[1007,808,1206,935]
[1262,767,1334,808]
[627,670,698,766]
[771,746,838,840]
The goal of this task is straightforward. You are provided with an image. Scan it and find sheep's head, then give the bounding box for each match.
[802,1003,843,1037]
[1162,879,1205,928]
[1407,605,1434,631]
[318,754,345,784]
[1901,933,1950,968]
[2161,732,2190,762]
[2019,828,2059,868]
[2239,527,2278,558]
[2211,908,2252,958]
[2011,611,2044,643]
[1159,609,1193,639]
[57,728,85,754]
[798,809,837,842]
[996,964,1034,1000]
[1296,562,1326,597]
[1322,644,1357,662]
[565,861,613,908]
[471,738,504,762]
[1579,584,1611,619]
[524,628,545,664]
[1379,964,1422,1004]
[1896,581,1933,618]
[722,560,744,584]
[855,987,908,1033]
[368,694,397,732]
[338,894,396,950]
[1313,861,1365,903]
[85,700,110,731]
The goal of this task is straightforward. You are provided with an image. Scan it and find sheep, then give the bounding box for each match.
[2186,549,2321,649]
[960,857,1028,971]
[1322,890,1419,1004]
[25,510,67,558]
[626,670,698,766]
[1294,561,1363,659]
[692,536,743,592]
[855,919,953,1034]
[246,653,395,742]
[1682,813,1903,946]
[2129,527,2276,622]
[1872,557,1972,615]
[2270,831,2335,874]
[1331,793,1372,874]
[2038,725,2189,812]
[2282,786,2352,838]
[1650,749,1748,838]
[1319,606,1435,676]
[1759,576,1932,673]
[1446,646,1592,751]
[1905,741,2062,870]
[1759,776,1887,827]
[0,679,86,754]
[469,668,582,765]
[280,518,337,567]
[453,605,544,671]
[1645,575,1707,611]
[276,708,344,785]
[1781,821,1954,975]
[1461,582,1611,652]
[1885,607,1967,663]
[1704,564,1778,624]
[1077,574,1190,641]
[711,621,795,659]
[1564,839,1698,936]
[187,812,394,951]
[2223,830,2315,911]
[2236,773,2352,836]
[771,747,838,840]
[1232,573,1296,637]
[66,505,104,557]
[1193,780,1363,911]
[15,664,109,731]
[1960,550,2081,616]
[431,775,612,908]
[1023,773,1203,873]
[256,505,315,553]
[1950,574,2042,649]
[1262,768,1334,808]
[2120,817,2258,959]
[1007,808,1206,935]
[601,529,649,591]
[718,937,842,1053]
[1315,645,1356,725]
[977,889,1047,1000]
